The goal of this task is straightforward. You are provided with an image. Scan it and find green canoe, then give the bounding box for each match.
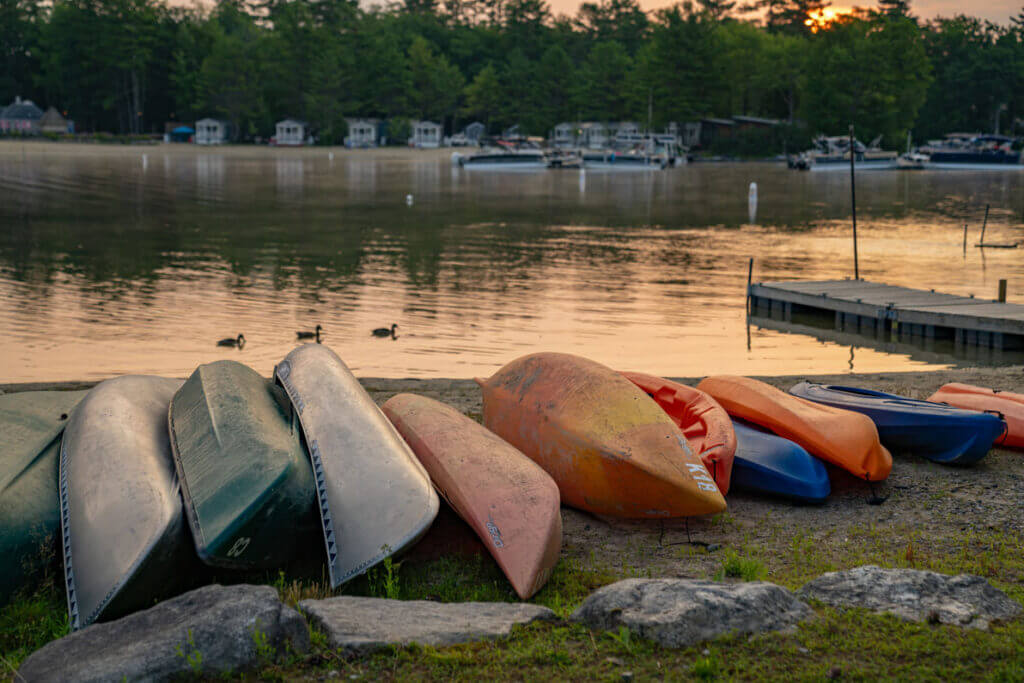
[0,390,88,606]
[168,361,320,570]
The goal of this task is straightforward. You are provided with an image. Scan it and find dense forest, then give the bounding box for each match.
[1,0,1023,150]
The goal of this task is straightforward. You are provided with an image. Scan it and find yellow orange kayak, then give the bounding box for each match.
[622,372,735,495]
[928,383,1023,449]
[476,353,726,518]
[697,375,892,481]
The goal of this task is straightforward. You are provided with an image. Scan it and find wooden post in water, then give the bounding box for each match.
[963,224,968,253]
[849,124,859,280]
[980,204,990,245]
[999,279,1008,303]
[746,257,754,315]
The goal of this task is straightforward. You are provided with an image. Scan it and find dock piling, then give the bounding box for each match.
[849,124,859,280]
[999,279,1007,303]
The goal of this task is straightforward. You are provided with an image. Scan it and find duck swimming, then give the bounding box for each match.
[217,334,245,348]
[297,324,323,342]
[372,324,398,338]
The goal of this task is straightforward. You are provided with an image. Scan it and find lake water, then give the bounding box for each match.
[2,144,1023,383]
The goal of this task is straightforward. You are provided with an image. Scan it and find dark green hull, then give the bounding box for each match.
[0,390,87,606]
[168,361,320,570]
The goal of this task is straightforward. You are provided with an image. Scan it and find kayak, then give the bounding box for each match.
[382,393,561,599]
[620,372,736,494]
[927,383,1024,449]
[275,345,438,587]
[731,420,831,504]
[697,376,892,481]
[476,353,726,518]
[0,390,87,607]
[790,382,1006,465]
[60,376,201,629]
[169,361,320,570]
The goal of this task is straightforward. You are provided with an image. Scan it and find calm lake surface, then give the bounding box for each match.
[2,143,1023,383]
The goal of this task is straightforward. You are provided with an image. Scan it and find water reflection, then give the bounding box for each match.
[0,144,1022,382]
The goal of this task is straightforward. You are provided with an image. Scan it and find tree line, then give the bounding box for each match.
[2,0,1023,150]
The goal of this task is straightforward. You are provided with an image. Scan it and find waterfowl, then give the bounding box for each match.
[297,325,323,342]
[216,334,245,348]
[372,324,397,338]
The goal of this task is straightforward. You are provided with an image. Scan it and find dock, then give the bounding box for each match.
[749,279,1024,350]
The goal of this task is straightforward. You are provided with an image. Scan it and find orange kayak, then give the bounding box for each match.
[381,393,562,599]
[697,375,892,481]
[621,372,736,495]
[927,383,1023,448]
[476,353,726,518]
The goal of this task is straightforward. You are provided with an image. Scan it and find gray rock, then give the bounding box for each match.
[299,597,555,654]
[798,565,1022,629]
[19,584,309,682]
[570,578,812,648]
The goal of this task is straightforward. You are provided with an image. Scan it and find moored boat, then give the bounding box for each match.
[382,393,561,599]
[789,382,1005,465]
[620,372,735,494]
[274,345,438,587]
[59,377,201,629]
[697,376,892,481]
[476,353,726,518]
[731,420,830,504]
[169,361,320,570]
[791,135,897,171]
[0,390,87,606]
[919,133,1023,169]
[927,383,1024,449]
[580,150,668,170]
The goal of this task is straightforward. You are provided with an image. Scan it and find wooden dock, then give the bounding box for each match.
[749,279,1024,350]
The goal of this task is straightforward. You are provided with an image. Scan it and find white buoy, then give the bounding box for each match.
[579,167,586,193]
[405,194,413,206]
[141,154,149,172]
[748,181,758,224]
[328,151,334,162]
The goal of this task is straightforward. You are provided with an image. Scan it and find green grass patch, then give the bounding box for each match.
[0,582,68,673]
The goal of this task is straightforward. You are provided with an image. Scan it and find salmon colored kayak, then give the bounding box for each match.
[621,372,736,495]
[697,375,892,482]
[382,393,561,599]
[476,353,726,518]
[927,383,1022,448]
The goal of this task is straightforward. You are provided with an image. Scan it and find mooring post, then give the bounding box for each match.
[999,279,1007,303]
[849,124,859,280]
[746,257,754,314]
[963,224,968,253]
[980,204,990,245]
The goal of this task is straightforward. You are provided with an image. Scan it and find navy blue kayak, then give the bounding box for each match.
[789,382,1005,465]
[731,419,831,504]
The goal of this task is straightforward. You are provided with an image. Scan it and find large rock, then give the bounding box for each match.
[570,578,812,648]
[300,597,555,654]
[18,584,309,682]
[798,565,1022,630]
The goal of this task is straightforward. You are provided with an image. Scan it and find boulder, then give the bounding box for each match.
[299,597,555,654]
[18,584,309,682]
[570,578,812,648]
[798,565,1022,629]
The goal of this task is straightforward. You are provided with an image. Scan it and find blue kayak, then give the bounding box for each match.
[789,382,1005,465]
[731,419,831,504]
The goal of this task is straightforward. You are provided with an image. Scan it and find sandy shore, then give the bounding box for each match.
[6,365,1023,588]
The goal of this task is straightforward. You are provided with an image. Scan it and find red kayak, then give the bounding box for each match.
[927,383,1022,448]
[621,372,736,495]
[382,393,562,599]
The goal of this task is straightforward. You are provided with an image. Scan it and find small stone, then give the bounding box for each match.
[798,647,809,654]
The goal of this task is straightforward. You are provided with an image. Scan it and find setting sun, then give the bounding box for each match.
[805,6,855,31]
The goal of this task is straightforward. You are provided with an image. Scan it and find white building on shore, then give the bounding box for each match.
[275,119,309,146]
[195,118,230,145]
[410,120,442,149]
[344,118,379,148]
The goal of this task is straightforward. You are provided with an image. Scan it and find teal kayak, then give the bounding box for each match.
[0,390,87,606]
[168,361,320,570]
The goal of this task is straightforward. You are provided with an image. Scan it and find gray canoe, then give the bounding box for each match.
[59,376,201,630]
[275,344,439,586]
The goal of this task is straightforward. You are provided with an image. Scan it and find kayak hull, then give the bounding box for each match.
[382,393,561,599]
[0,391,87,606]
[790,382,1005,465]
[697,376,892,481]
[620,372,736,494]
[477,353,726,518]
[169,361,319,570]
[59,377,199,629]
[731,420,830,504]
[275,345,438,587]
[927,383,1024,449]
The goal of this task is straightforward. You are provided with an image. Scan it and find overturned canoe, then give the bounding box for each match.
[927,383,1024,449]
[382,393,561,599]
[791,382,1006,465]
[169,361,320,570]
[697,375,892,481]
[275,345,438,587]
[60,377,201,629]
[731,420,830,504]
[621,372,736,495]
[1,390,86,607]
[477,353,726,518]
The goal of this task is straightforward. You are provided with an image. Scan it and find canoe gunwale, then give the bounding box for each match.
[166,398,210,559]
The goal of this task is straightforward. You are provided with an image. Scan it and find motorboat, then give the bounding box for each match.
[790,135,897,171]
[918,133,1023,169]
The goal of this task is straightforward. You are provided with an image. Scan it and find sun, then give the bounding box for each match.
[805,7,854,31]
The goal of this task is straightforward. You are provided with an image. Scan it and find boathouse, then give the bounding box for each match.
[0,97,43,134]
[410,120,442,148]
[275,119,309,146]
[195,118,230,145]
[39,107,71,134]
[344,118,378,148]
